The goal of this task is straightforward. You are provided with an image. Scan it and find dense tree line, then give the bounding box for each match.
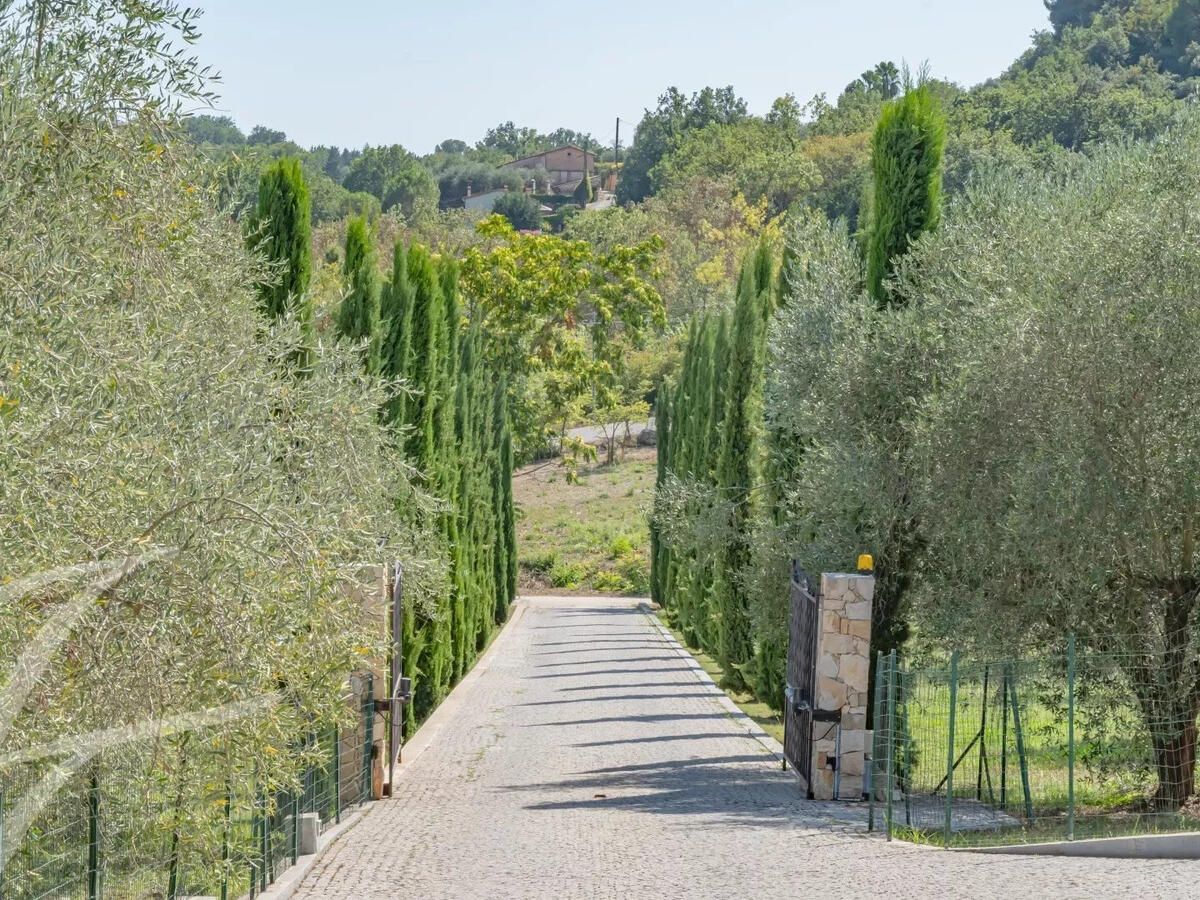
[653,63,1200,807]
[319,207,518,728]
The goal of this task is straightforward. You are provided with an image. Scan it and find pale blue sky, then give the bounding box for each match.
[193,1,1051,153]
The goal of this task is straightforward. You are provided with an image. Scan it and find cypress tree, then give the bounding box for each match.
[664,319,700,617]
[500,413,517,615]
[680,317,717,647]
[650,376,671,608]
[863,85,945,700]
[403,243,443,474]
[433,256,465,684]
[865,85,945,307]
[380,240,415,425]
[246,158,312,319]
[493,377,516,623]
[712,240,774,690]
[245,158,314,372]
[335,216,383,373]
[404,242,450,709]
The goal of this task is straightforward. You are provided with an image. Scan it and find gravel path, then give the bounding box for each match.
[292,597,1200,899]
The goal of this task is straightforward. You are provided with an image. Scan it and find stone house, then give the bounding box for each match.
[500,145,595,195]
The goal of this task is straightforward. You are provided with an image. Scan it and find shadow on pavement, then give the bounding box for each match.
[528,712,730,728]
[516,693,721,708]
[572,732,762,748]
[534,656,683,668]
[526,667,683,679]
[497,755,839,827]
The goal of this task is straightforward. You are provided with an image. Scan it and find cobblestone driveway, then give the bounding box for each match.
[294,597,1200,899]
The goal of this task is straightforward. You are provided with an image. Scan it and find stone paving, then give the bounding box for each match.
[293,597,1200,899]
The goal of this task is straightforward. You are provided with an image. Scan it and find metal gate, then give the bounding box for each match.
[783,562,820,792]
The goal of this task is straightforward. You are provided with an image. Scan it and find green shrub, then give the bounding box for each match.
[617,558,650,594]
[549,562,588,589]
[609,534,637,559]
[520,550,557,575]
[593,570,630,593]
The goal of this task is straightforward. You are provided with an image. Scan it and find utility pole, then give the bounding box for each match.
[615,117,621,166]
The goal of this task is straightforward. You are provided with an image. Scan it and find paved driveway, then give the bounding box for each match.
[293,597,1200,899]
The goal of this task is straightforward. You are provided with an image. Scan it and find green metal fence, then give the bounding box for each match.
[868,642,1200,847]
[0,674,376,900]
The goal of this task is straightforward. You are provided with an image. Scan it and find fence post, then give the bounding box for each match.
[362,675,375,802]
[1067,633,1076,841]
[945,651,959,849]
[334,725,342,824]
[88,767,100,900]
[220,780,231,900]
[868,650,884,833]
[885,649,897,841]
[1,785,6,900]
[248,800,258,899]
[976,666,989,802]
[1000,668,1009,807]
[290,785,299,865]
[1007,668,1034,821]
[258,787,268,894]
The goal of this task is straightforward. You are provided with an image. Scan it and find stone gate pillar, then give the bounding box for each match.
[810,572,874,800]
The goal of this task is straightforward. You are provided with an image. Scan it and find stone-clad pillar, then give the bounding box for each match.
[809,573,874,800]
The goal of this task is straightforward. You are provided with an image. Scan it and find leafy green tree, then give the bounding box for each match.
[460,216,664,458]
[650,119,819,215]
[184,113,245,145]
[866,84,946,306]
[477,121,546,158]
[1166,0,1200,69]
[851,61,902,99]
[435,138,469,155]
[617,85,748,204]
[492,190,543,230]
[247,124,287,145]
[432,161,526,208]
[343,145,439,219]
[1046,0,1113,33]
[335,216,383,373]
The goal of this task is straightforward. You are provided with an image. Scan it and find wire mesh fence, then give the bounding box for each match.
[1,674,377,900]
[869,640,1200,847]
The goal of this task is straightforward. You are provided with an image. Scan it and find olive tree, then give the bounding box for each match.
[902,127,1200,808]
[0,1,442,874]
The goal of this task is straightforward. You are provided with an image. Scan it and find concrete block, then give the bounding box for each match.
[299,812,321,856]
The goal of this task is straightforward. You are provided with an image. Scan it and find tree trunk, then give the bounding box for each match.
[1153,720,1197,810]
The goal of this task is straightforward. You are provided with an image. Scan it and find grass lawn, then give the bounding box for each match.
[513,447,656,595]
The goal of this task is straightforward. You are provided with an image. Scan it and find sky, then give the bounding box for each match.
[192,0,1052,154]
